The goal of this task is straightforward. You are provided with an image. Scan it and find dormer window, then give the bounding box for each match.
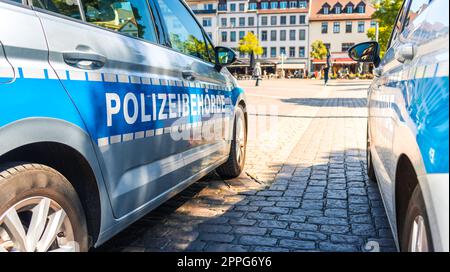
[335,6,341,14]
[357,3,366,13]
[347,5,353,13]
[271,1,278,9]
[323,6,329,14]
[289,1,297,8]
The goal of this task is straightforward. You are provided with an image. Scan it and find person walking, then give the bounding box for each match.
[324,49,331,86]
[253,62,262,86]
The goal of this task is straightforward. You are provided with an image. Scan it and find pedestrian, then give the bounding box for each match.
[324,49,331,86]
[253,62,262,86]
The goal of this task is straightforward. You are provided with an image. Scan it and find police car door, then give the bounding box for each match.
[152,0,231,177]
[32,0,201,218]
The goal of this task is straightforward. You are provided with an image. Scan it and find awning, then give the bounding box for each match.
[312,58,356,64]
[277,63,306,69]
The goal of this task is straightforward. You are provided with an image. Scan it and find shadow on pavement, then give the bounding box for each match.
[95,148,396,253]
[280,97,367,108]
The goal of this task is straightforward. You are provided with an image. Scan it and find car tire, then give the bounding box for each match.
[216,105,247,179]
[0,163,88,252]
[400,185,433,252]
[367,124,377,182]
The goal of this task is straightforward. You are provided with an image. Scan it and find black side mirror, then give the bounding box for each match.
[348,41,381,67]
[214,46,237,71]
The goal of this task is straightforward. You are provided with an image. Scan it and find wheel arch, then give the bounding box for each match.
[394,154,420,240]
[0,118,112,247]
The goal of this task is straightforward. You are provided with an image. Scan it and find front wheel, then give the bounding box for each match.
[216,105,247,179]
[0,163,88,252]
[400,185,433,252]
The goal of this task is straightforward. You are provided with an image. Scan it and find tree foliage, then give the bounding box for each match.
[238,32,263,56]
[310,40,328,60]
[367,0,403,57]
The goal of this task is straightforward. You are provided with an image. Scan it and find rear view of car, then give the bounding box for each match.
[348,0,449,252]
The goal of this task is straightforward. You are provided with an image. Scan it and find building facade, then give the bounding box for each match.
[309,0,376,73]
[188,0,219,41]
[187,0,311,77]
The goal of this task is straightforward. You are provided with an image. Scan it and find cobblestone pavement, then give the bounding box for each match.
[98,80,397,252]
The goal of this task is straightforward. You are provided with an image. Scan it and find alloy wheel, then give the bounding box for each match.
[0,196,78,252]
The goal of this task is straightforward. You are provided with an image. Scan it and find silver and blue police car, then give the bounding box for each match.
[0,0,247,252]
[348,0,449,252]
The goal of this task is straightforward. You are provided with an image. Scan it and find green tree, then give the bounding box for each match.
[238,32,263,57]
[367,0,403,57]
[310,40,328,65]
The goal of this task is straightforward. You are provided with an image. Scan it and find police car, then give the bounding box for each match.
[0,0,247,252]
[348,0,448,252]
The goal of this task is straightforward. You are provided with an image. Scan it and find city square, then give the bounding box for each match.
[98,79,397,252]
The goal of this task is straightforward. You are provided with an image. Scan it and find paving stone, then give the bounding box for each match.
[349,196,369,204]
[319,242,359,252]
[325,208,348,218]
[349,204,371,214]
[308,216,348,226]
[233,205,260,212]
[246,212,276,220]
[320,225,350,234]
[279,239,316,250]
[275,201,300,208]
[327,190,348,200]
[256,190,284,197]
[278,215,306,222]
[239,236,277,246]
[327,183,347,190]
[198,233,234,243]
[233,226,268,235]
[352,223,376,236]
[301,200,324,209]
[291,209,323,217]
[284,189,305,197]
[205,243,250,252]
[348,213,373,224]
[250,200,276,207]
[326,199,348,209]
[198,224,232,233]
[261,207,290,214]
[303,192,325,200]
[259,220,289,229]
[297,231,328,241]
[289,223,318,231]
[229,218,257,226]
[330,234,364,244]
[270,229,296,238]
[254,246,290,252]
[305,186,326,193]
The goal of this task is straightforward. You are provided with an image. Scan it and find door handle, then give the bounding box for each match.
[63,51,107,70]
[182,70,196,81]
[395,43,415,63]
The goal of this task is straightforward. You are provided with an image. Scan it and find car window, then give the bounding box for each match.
[81,0,157,42]
[154,0,211,63]
[403,0,430,30]
[31,0,82,19]
[388,0,409,47]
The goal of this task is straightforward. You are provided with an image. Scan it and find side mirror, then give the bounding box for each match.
[214,46,237,71]
[348,41,381,67]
